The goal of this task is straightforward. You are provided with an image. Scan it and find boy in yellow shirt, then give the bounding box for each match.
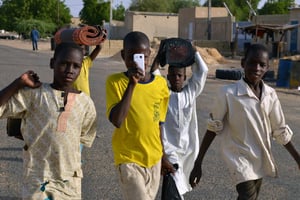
[73,44,102,96]
[106,31,170,200]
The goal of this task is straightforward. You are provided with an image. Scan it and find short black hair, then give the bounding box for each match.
[53,42,83,59]
[168,66,186,74]
[123,31,150,49]
[244,43,268,59]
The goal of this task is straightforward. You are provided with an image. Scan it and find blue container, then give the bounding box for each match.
[276,59,292,88]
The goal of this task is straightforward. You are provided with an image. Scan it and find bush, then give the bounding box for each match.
[15,19,56,39]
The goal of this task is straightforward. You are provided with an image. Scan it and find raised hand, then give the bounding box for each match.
[20,71,42,88]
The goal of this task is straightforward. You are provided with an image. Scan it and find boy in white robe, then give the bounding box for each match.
[152,46,208,199]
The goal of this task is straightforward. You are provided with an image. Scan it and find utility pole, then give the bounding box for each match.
[207,0,211,40]
[109,0,113,39]
[246,0,257,21]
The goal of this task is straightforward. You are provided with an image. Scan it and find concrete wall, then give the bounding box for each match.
[193,40,231,56]
[125,11,178,41]
[110,25,128,40]
[97,40,123,57]
[194,16,234,41]
[178,7,231,41]
[252,14,289,25]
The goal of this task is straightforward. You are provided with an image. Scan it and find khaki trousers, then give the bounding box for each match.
[116,161,161,200]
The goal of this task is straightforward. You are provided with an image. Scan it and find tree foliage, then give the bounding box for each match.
[202,0,260,21]
[0,0,71,33]
[128,0,200,13]
[259,0,295,15]
[15,19,56,39]
[113,4,126,21]
[79,0,110,25]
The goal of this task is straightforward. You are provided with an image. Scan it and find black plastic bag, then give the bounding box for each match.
[161,173,181,200]
[159,38,195,68]
[6,118,24,140]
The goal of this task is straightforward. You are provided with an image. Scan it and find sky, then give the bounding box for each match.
[64,0,131,17]
[65,0,300,17]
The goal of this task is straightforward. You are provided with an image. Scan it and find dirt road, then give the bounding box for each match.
[0,39,299,200]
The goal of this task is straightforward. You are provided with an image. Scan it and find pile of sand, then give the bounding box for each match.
[149,45,226,65]
[195,46,225,65]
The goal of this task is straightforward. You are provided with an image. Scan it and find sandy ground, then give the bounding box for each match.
[0,38,52,51]
[0,38,245,79]
[0,38,299,200]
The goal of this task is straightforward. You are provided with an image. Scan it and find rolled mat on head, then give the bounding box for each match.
[54,25,107,46]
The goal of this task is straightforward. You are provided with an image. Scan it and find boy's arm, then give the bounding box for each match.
[0,71,41,106]
[108,68,144,128]
[284,141,300,170]
[109,82,135,128]
[186,50,208,97]
[89,45,102,61]
[189,130,216,188]
[160,124,176,175]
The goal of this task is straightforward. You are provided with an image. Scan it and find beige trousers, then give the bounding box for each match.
[116,161,161,200]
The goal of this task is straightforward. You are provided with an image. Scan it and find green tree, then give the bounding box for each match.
[128,0,199,13]
[170,0,200,13]
[259,0,295,15]
[202,0,260,21]
[15,19,56,39]
[129,0,170,12]
[113,4,126,21]
[0,0,71,32]
[79,0,110,25]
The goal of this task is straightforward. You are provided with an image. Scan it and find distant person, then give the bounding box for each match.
[105,31,170,200]
[30,28,39,51]
[0,42,97,199]
[189,43,300,199]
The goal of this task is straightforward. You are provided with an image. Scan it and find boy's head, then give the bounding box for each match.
[121,31,151,71]
[50,42,83,90]
[167,66,186,92]
[241,43,269,84]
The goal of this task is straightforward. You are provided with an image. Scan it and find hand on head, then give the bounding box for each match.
[20,71,42,88]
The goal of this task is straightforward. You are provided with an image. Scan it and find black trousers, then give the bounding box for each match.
[236,178,263,200]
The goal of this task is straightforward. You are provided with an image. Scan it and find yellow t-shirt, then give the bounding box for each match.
[73,56,92,96]
[106,72,170,167]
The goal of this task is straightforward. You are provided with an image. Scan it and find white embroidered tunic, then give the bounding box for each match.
[162,52,208,195]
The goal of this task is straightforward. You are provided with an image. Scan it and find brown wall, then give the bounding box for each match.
[194,16,234,41]
[178,7,232,41]
[125,11,178,41]
[97,40,123,57]
[252,14,289,25]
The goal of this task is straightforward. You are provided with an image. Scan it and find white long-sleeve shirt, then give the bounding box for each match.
[210,79,293,185]
[162,52,208,195]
